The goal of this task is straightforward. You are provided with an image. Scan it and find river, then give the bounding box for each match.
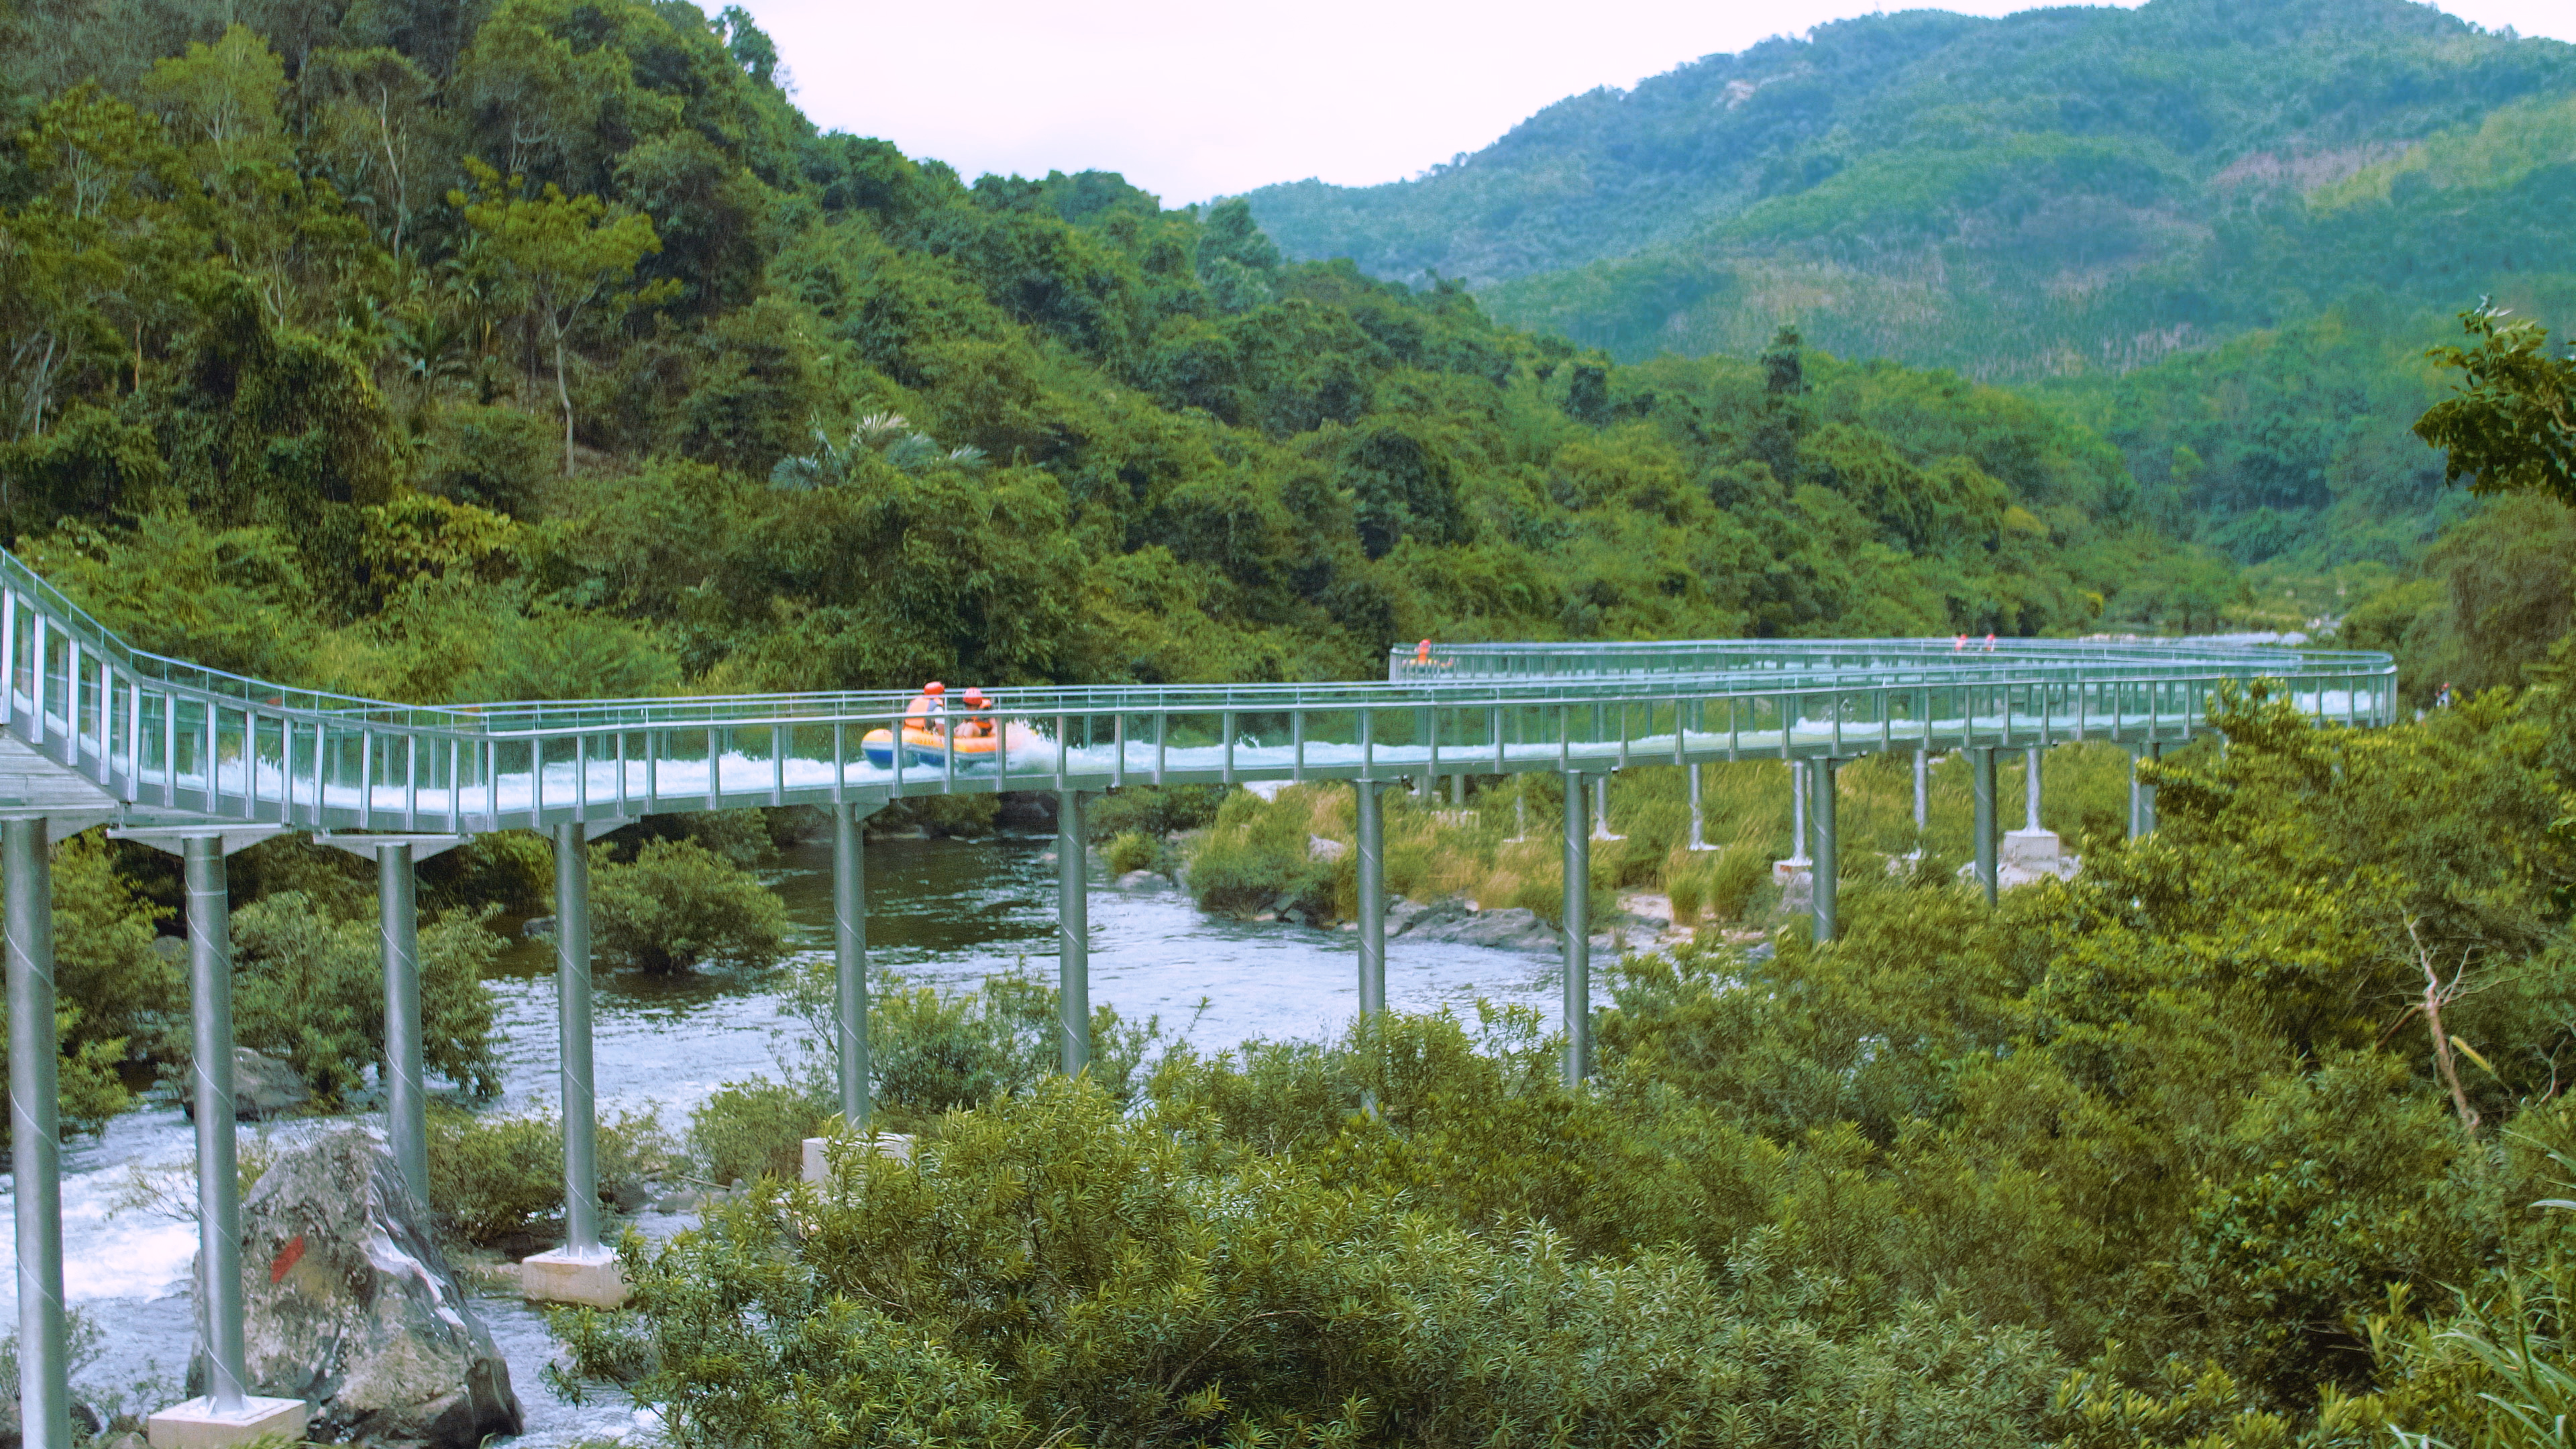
[0,830,1562,1444]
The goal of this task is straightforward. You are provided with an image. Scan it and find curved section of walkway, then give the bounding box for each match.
[0,546,2395,835]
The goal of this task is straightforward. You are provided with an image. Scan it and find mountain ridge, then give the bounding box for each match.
[1240,0,2576,381]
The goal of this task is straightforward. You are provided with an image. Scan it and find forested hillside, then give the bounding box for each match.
[1241,0,2576,568]
[0,0,2226,696]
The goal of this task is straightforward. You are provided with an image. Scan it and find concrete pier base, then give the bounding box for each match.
[1953,828,2080,892]
[519,1246,626,1309]
[147,1395,307,1448]
[1772,856,1812,911]
[2002,827,2066,879]
[801,1133,915,1184]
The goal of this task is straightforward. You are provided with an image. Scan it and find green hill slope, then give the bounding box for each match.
[0,0,2221,716]
[1239,0,2576,565]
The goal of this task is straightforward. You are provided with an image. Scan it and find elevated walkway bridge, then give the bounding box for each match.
[0,542,2394,1445]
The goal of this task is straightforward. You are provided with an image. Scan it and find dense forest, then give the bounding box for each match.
[0,0,2239,707]
[1242,0,2576,568]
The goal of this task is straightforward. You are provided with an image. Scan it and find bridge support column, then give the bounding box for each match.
[183,837,250,1415]
[1792,759,1809,859]
[521,822,621,1308]
[1972,749,1999,906]
[1589,775,1617,842]
[1562,773,1593,1088]
[2130,743,2160,839]
[1913,749,1929,833]
[378,842,428,1208]
[1356,782,1385,1022]
[2025,746,2044,830]
[833,802,871,1122]
[1058,790,1089,1076]
[7,818,70,1449]
[97,826,301,1444]
[1811,758,1840,942]
[1686,761,1711,851]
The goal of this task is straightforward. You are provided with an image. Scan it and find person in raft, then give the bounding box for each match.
[906,680,949,738]
[955,687,994,740]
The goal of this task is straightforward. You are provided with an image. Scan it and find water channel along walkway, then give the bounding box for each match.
[0,543,2395,1445]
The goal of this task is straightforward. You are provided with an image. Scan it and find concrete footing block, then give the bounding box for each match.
[802,1132,916,1185]
[2002,828,2063,874]
[147,1395,308,1448]
[519,1246,626,1308]
[1772,857,1812,911]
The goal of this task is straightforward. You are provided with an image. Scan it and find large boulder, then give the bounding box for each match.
[178,1046,311,1121]
[192,1129,522,1448]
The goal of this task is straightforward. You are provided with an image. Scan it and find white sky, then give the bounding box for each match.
[722,1,2576,207]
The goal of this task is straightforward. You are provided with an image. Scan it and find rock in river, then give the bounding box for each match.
[192,1128,523,1448]
[178,1046,311,1121]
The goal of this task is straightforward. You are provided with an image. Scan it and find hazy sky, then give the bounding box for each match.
[724,0,2576,207]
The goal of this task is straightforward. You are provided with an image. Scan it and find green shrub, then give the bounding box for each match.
[1087,784,1226,841]
[1102,829,1157,875]
[1666,860,1705,924]
[588,838,788,973]
[773,963,1165,1131]
[423,830,555,916]
[429,1104,682,1245]
[1705,842,1769,922]
[690,1079,825,1185]
[1185,790,1337,918]
[228,892,503,1102]
[566,1077,2068,1449]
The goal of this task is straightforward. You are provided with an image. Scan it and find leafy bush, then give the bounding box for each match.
[1704,841,1770,921]
[770,963,1164,1134]
[1087,784,1226,842]
[690,1079,824,1186]
[565,1077,2067,1448]
[588,839,788,973]
[227,892,503,1102]
[422,830,555,916]
[429,1104,682,1246]
[1102,829,1156,875]
[1185,788,1341,919]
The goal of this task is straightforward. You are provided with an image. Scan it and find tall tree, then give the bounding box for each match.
[453,160,661,474]
[2414,303,2576,508]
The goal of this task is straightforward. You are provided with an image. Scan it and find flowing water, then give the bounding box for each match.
[0,831,1562,1444]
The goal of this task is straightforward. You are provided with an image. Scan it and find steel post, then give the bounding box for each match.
[833,802,869,1122]
[1913,749,1929,832]
[2025,745,2043,831]
[7,818,70,1447]
[1812,758,1839,942]
[378,842,428,1208]
[1790,759,1808,861]
[1356,782,1385,1020]
[2128,749,2142,839]
[1057,790,1089,1075]
[1972,749,1999,906]
[551,822,598,1254]
[1686,761,1707,851]
[1562,773,1591,1087]
[2136,741,2160,837]
[1590,774,1613,842]
[183,835,248,1415]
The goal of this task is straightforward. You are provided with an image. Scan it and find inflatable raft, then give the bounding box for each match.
[861,720,1044,771]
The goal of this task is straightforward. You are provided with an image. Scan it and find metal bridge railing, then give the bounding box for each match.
[0,544,2396,835]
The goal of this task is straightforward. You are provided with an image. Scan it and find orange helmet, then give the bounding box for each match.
[962,688,987,707]
[922,681,945,695]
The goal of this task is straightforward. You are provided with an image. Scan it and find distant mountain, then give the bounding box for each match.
[1241,0,2576,382]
